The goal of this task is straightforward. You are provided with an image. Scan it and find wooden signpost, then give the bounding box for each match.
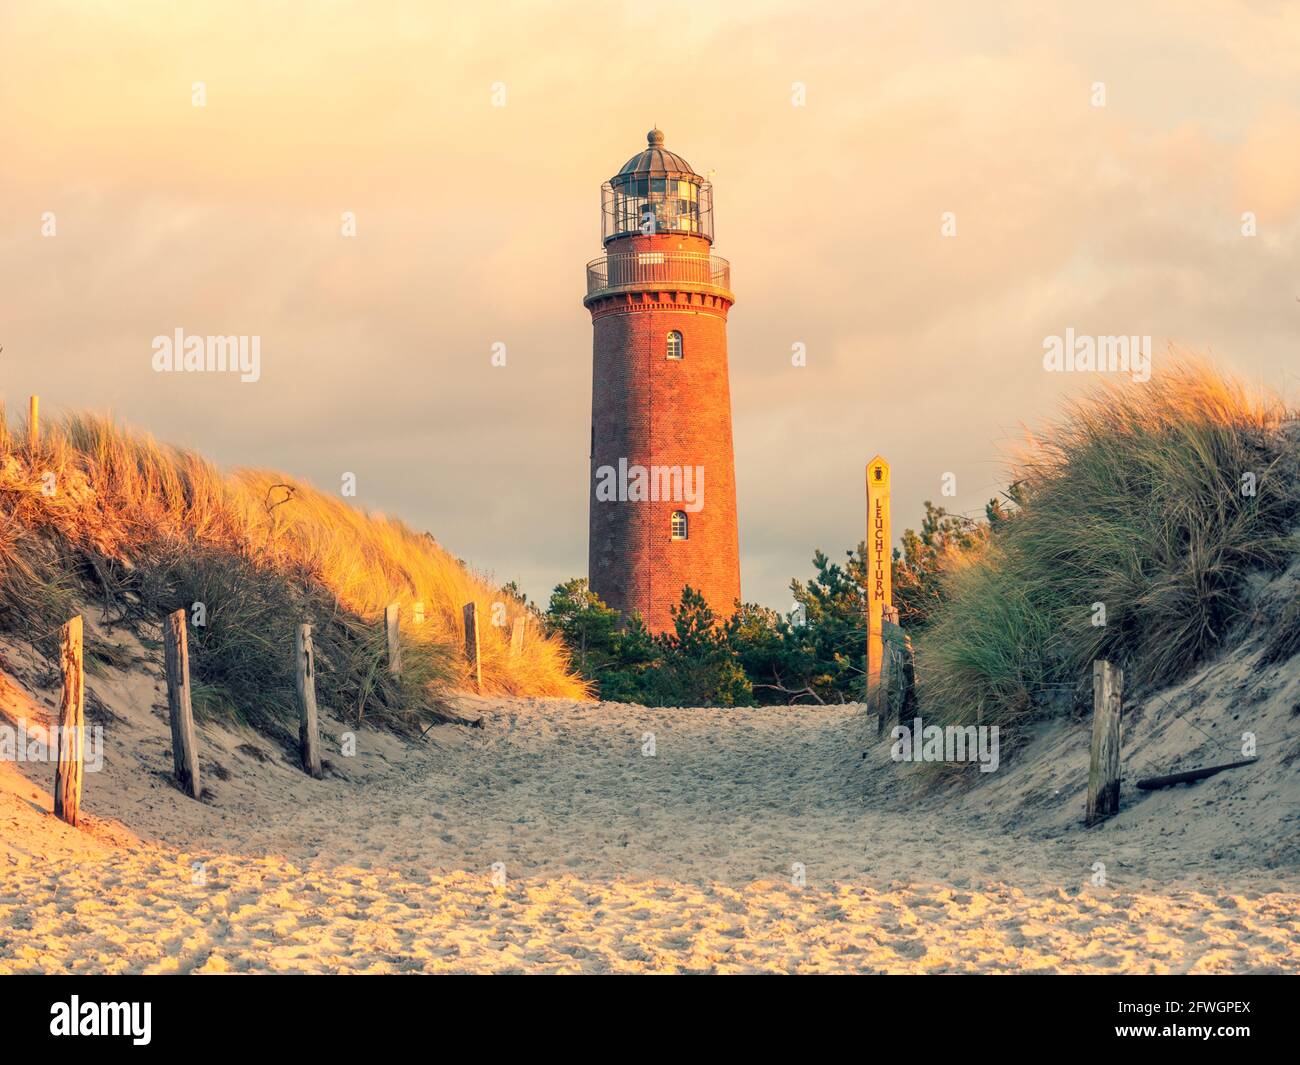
[1086,660,1123,825]
[163,609,202,799]
[510,616,525,659]
[53,615,84,827]
[295,623,322,779]
[866,455,892,712]
[28,395,39,451]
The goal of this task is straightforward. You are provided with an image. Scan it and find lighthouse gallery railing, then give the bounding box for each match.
[586,252,731,297]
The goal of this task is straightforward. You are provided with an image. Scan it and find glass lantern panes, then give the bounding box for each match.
[603,179,713,243]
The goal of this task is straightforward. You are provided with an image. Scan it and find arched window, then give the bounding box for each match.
[666,331,683,360]
[671,510,688,540]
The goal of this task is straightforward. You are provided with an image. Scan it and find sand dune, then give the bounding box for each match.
[2,627,1296,973]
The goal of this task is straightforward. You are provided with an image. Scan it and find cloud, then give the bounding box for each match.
[2,0,1297,609]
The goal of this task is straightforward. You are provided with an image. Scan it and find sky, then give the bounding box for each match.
[2,0,1298,611]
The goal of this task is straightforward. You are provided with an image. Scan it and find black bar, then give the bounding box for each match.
[2,974,1289,1052]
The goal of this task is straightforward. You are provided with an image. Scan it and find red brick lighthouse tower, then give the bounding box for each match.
[584,129,740,633]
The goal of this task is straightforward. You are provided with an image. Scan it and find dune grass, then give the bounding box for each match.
[0,409,585,738]
[916,358,1299,732]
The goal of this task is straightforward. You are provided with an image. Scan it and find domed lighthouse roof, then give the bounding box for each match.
[601,128,715,244]
[615,128,700,181]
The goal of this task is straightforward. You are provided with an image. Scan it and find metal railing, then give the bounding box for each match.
[586,252,731,297]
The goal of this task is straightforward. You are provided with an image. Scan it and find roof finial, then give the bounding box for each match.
[648,127,665,148]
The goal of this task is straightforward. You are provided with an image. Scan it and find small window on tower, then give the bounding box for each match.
[666,331,683,360]
[671,511,688,540]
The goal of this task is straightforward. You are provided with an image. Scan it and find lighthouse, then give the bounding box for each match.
[584,129,741,633]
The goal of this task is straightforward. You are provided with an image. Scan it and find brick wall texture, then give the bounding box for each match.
[587,231,741,633]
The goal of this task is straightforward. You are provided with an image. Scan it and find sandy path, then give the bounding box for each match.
[2,696,1297,974]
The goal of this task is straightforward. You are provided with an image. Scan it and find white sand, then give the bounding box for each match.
[0,619,1297,974]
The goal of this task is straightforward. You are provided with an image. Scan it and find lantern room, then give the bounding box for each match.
[600,129,715,244]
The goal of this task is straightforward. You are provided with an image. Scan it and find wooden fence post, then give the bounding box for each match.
[53,615,84,827]
[163,608,201,799]
[510,616,525,659]
[385,603,401,677]
[28,395,39,451]
[874,645,892,736]
[876,605,902,736]
[1086,660,1123,825]
[463,602,482,692]
[295,623,322,779]
[900,631,917,719]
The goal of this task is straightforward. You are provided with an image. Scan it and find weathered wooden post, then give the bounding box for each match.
[295,623,322,779]
[510,616,525,659]
[53,615,84,827]
[463,602,482,692]
[27,395,39,451]
[866,455,892,713]
[163,609,201,798]
[874,649,891,736]
[876,605,903,735]
[385,603,401,677]
[900,630,917,719]
[1086,660,1124,825]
